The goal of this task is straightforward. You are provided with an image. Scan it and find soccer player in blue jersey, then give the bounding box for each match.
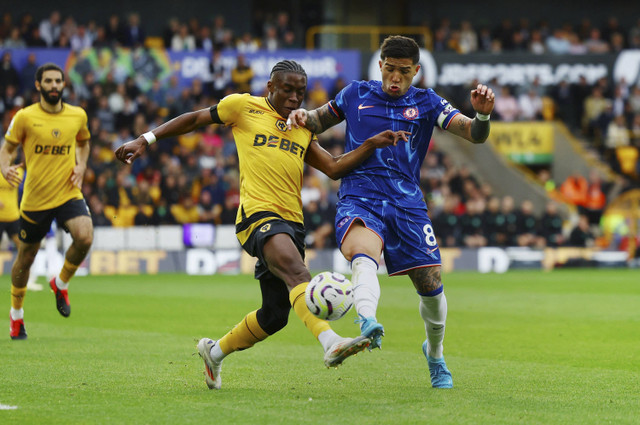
[287,35,495,388]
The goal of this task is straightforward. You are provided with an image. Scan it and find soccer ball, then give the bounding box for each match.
[305,271,354,321]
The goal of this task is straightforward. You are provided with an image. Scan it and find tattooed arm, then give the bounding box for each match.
[287,102,344,134]
[446,83,495,144]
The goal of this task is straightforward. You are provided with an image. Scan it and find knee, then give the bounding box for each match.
[73,231,93,251]
[17,249,38,267]
[257,305,290,335]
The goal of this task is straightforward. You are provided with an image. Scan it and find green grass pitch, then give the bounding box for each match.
[1,269,639,424]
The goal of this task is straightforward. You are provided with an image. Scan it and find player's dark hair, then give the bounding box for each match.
[380,35,420,64]
[35,63,65,82]
[270,60,307,80]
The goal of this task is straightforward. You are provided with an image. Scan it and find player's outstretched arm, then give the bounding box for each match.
[114,108,215,164]
[447,83,495,144]
[305,130,409,180]
[287,103,343,134]
[0,140,23,187]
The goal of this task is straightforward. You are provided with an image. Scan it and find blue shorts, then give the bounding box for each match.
[335,196,441,276]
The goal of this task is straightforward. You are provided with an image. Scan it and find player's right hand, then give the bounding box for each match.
[2,162,24,187]
[286,109,308,130]
[114,137,148,164]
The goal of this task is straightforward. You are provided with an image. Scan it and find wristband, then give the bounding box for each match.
[475,112,490,121]
[142,131,156,144]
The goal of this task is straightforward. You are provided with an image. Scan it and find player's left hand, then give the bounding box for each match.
[367,130,411,147]
[470,84,495,115]
[71,164,86,189]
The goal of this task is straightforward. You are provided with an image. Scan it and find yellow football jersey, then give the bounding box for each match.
[0,168,22,221]
[4,103,90,211]
[217,93,315,232]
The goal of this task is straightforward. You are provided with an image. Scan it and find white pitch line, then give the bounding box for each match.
[0,404,18,410]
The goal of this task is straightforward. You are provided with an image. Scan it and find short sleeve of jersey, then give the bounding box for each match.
[4,110,25,145]
[76,109,91,141]
[329,81,359,119]
[216,93,250,126]
[434,94,461,130]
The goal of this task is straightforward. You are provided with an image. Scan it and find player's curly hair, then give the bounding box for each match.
[35,63,65,82]
[380,35,420,64]
[270,60,307,79]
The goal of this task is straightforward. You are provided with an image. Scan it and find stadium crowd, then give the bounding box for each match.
[1,10,640,251]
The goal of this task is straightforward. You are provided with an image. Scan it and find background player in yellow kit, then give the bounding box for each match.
[115,60,408,389]
[0,63,93,339]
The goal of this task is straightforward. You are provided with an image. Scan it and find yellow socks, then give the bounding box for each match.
[289,282,331,338]
[11,286,27,310]
[218,310,269,355]
[59,259,79,284]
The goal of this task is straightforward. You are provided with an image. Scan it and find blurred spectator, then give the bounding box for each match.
[262,26,279,51]
[70,24,93,52]
[499,195,518,246]
[605,115,631,169]
[211,15,229,49]
[0,52,20,98]
[432,195,461,247]
[584,169,607,225]
[171,195,200,224]
[231,55,253,94]
[545,28,570,54]
[494,86,520,121]
[584,28,609,53]
[88,195,112,227]
[303,198,335,249]
[26,26,47,47]
[567,32,587,54]
[458,20,478,53]
[208,49,229,101]
[515,199,542,248]
[528,29,546,54]
[162,17,180,49]
[582,86,611,139]
[560,171,588,207]
[18,53,38,95]
[38,10,61,47]
[539,201,565,247]
[280,30,299,49]
[460,198,487,247]
[105,14,125,46]
[307,80,329,109]
[518,87,544,121]
[568,214,595,247]
[123,12,145,48]
[236,32,259,53]
[196,25,213,52]
[171,23,196,51]
[3,27,26,48]
[549,79,576,129]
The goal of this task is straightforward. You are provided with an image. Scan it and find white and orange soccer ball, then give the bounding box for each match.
[305,271,354,321]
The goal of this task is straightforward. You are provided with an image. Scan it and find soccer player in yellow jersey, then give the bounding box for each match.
[0,63,93,340]
[116,60,408,389]
[0,168,43,291]
[0,169,22,250]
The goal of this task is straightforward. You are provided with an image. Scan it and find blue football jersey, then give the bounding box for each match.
[330,80,460,207]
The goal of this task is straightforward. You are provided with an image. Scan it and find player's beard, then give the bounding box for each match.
[40,88,62,106]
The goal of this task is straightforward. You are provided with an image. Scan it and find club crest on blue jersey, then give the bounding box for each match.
[402,107,419,120]
[275,120,287,132]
